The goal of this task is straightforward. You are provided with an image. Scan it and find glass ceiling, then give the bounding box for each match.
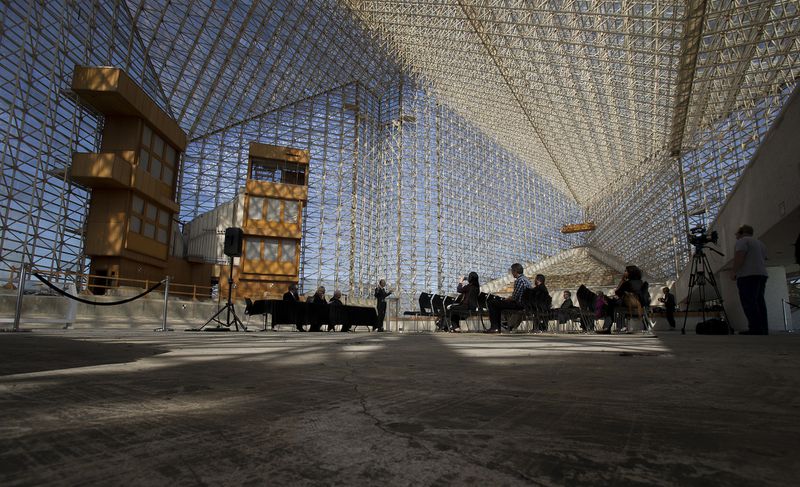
[344,0,799,206]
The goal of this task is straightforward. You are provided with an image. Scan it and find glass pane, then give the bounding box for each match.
[156,228,167,244]
[245,239,260,261]
[153,133,164,158]
[284,200,299,222]
[150,158,161,179]
[144,223,155,239]
[165,145,176,166]
[280,241,296,262]
[264,239,279,261]
[131,195,144,214]
[142,124,151,147]
[158,209,169,227]
[130,216,141,233]
[266,199,280,221]
[139,149,149,169]
[247,196,264,220]
[162,165,173,184]
[146,204,157,221]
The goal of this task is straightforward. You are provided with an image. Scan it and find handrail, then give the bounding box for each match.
[31,268,214,300]
[32,272,165,306]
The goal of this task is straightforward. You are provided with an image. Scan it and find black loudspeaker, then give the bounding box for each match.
[224,227,243,257]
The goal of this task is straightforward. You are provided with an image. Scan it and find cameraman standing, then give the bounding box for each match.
[731,224,769,335]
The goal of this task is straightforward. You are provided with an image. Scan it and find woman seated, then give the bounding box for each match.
[613,265,650,332]
[557,290,576,324]
[446,272,480,332]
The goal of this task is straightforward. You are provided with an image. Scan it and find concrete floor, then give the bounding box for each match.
[1,329,798,486]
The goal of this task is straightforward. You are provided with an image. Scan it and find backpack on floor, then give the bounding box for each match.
[696,318,732,335]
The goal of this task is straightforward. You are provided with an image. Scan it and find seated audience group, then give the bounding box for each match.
[274,284,356,332]
[261,263,656,334]
[477,262,654,334]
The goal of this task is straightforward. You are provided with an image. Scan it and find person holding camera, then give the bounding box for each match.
[659,287,676,330]
[446,272,480,332]
[732,225,768,335]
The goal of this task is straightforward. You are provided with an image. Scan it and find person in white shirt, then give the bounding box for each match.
[731,224,768,335]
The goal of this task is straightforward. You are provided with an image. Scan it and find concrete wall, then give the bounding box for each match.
[0,290,228,329]
[184,194,244,263]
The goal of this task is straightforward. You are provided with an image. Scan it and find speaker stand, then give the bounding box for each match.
[189,256,246,332]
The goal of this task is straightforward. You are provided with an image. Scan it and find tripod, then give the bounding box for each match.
[681,245,730,335]
[197,256,246,331]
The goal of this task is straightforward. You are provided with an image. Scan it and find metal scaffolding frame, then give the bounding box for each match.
[1,0,799,308]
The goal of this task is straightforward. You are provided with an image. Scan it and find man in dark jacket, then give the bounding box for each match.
[659,287,676,329]
[374,280,392,332]
[281,283,302,331]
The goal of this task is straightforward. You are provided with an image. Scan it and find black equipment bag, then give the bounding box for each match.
[696,318,731,335]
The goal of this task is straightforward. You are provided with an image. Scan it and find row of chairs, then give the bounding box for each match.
[405,288,653,333]
[404,291,497,330]
[404,290,597,333]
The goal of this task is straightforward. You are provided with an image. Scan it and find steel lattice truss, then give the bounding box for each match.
[1,0,798,308]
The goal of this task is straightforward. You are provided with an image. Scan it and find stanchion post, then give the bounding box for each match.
[12,263,28,332]
[155,276,173,332]
[784,299,788,333]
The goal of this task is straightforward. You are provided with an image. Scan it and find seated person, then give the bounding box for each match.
[328,289,350,332]
[329,289,345,332]
[283,283,300,302]
[307,286,327,332]
[613,265,650,332]
[446,272,480,332]
[595,291,614,334]
[576,284,596,331]
[530,274,551,332]
[282,283,303,332]
[557,290,576,324]
[486,263,531,333]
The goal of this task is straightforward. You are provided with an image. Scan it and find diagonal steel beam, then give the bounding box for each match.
[669,0,707,156]
[456,0,580,203]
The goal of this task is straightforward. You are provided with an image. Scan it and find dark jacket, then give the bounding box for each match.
[374,286,391,303]
[616,279,648,306]
[454,282,480,310]
[532,284,551,309]
[662,293,676,311]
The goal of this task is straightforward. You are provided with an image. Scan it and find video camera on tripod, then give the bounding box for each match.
[681,225,730,334]
[688,226,718,249]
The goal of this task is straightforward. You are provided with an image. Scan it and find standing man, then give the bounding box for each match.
[659,287,676,330]
[374,279,392,332]
[732,225,769,335]
[486,263,532,333]
[282,283,303,332]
